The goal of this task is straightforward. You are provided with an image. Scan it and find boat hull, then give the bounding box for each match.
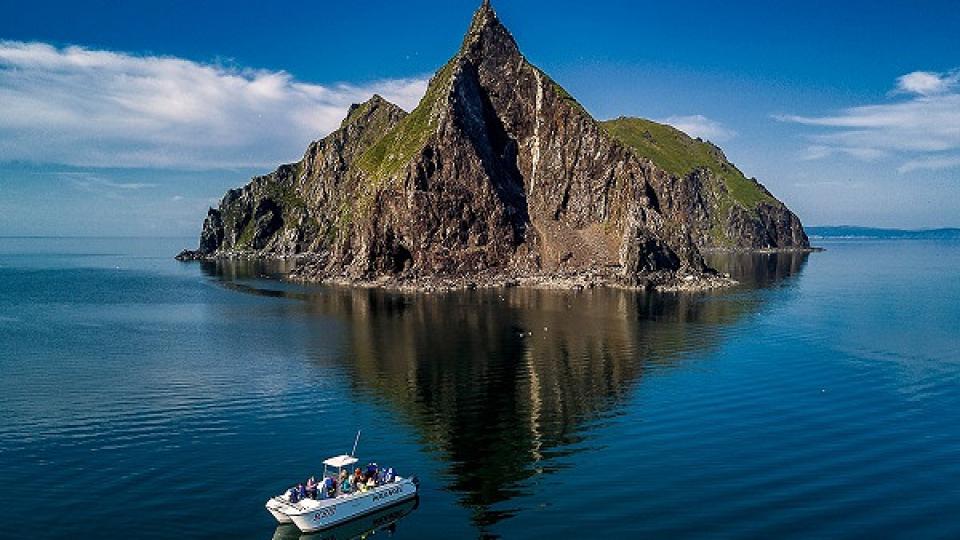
[265,497,293,524]
[271,498,418,540]
[285,478,418,532]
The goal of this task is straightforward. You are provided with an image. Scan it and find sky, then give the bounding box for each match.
[0,0,958,237]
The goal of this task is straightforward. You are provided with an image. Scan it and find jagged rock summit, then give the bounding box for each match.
[179,2,810,290]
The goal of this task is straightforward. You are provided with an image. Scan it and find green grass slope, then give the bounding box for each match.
[355,61,456,181]
[601,117,775,211]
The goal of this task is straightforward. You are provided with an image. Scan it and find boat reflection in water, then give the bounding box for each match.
[202,251,809,531]
[271,498,419,540]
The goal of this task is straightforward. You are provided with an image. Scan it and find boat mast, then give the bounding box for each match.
[350,429,361,457]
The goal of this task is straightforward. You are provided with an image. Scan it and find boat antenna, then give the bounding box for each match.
[350,429,361,457]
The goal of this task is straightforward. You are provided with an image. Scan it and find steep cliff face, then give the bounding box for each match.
[194,96,408,259]
[182,2,810,287]
[601,117,808,250]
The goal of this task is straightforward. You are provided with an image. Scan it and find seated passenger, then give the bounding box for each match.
[365,463,378,481]
[384,467,395,483]
[366,476,376,490]
[339,470,351,494]
[353,468,364,490]
[324,476,336,498]
[297,482,307,501]
[288,487,299,503]
[306,477,317,499]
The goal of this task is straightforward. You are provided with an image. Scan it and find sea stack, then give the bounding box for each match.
[179,2,810,289]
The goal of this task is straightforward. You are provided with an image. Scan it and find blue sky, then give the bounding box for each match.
[0,0,958,236]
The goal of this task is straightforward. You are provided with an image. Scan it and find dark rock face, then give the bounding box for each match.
[184,2,810,287]
[199,209,224,254]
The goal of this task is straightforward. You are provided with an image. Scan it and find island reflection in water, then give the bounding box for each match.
[201,251,809,529]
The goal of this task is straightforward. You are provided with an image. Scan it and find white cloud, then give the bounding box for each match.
[895,70,958,96]
[660,114,736,142]
[776,69,960,172]
[0,41,429,169]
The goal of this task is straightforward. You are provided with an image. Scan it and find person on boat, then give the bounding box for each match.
[365,476,376,490]
[339,469,351,494]
[288,486,300,503]
[365,463,378,482]
[378,466,395,484]
[324,476,336,498]
[297,482,307,501]
[306,477,317,499]
[353,468,364,490]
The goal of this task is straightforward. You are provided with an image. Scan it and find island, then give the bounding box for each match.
[178,1,811,291]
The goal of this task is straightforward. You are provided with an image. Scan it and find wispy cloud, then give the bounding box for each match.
[801,145,887,161]
[898,155,960,174]
[776,69,960,173]
[55,172,158,200]
[660,114,736,143]
[58,172,157,191]
[0,41,429,169]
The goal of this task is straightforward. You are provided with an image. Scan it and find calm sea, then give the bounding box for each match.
[1,237,958,539]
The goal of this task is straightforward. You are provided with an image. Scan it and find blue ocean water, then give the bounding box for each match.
[0,237,958,539]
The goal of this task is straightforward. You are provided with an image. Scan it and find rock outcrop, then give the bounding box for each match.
[182,1,810,289]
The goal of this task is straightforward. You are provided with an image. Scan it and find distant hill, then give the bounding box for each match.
[808,226,960,239]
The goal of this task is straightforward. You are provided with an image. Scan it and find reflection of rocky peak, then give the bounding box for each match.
[199,249,808,529]
[707,248,811,288]
[183,1,810,288]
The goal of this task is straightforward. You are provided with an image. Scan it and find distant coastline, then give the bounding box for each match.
[807,226,960,240]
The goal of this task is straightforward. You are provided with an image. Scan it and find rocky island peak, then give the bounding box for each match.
[178,1,810,291]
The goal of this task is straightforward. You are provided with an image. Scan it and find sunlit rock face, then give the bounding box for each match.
[189,2,809,286]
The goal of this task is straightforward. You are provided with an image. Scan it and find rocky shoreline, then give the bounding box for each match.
[298,268,736,294]
[177,249,735,293]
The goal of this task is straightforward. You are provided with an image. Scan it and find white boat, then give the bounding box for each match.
[265,433,419,533]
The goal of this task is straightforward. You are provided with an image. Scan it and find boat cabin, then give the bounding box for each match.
[322,454,359,477]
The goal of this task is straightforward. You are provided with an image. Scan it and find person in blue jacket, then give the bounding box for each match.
[323,476,336,498]
[365,463,378,483]
[297,482,307,501]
